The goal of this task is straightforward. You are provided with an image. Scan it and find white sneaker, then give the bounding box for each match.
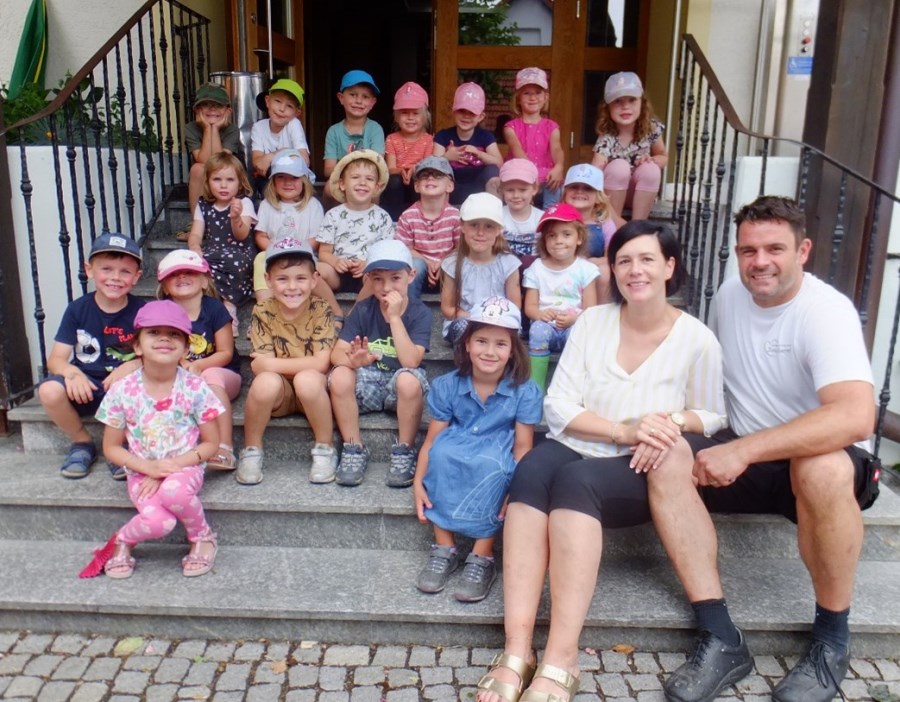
[309,443,337,483]
[236,447,264,485]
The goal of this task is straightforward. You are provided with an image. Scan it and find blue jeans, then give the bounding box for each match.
[409,257,440,299]
[528,320,570,354]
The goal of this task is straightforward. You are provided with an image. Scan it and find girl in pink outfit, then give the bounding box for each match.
[382,81,434,218]
[89,301,224,580]
[503,67,565,207]
[591,71,668,221]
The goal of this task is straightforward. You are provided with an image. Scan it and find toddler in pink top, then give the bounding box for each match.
[503,67,565,207]
[382,81,434,219]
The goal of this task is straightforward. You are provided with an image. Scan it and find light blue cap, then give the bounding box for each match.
[339,69,379,94]
[564,163,605,191]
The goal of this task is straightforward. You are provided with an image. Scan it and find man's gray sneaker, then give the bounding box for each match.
[454,553,497,602]
[309,443,338,483]
[663,629,752,702]
[335,443,370,486]
[236,447,264,485]
[772,640,849,702]
[386,442,417,487]
[416,545,460,593]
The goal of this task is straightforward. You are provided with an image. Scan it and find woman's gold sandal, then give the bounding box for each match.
[520,662,580,702]
[476,652,536,702]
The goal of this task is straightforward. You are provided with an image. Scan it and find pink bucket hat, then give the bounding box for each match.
[393,81,429,110]
[134,300,193,336]
[515,67,548,91]
[452,82,485,114]
[500,158,539,184]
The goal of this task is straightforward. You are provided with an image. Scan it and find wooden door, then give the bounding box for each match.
[229,0,305,81]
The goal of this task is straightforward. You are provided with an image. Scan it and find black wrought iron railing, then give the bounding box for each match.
[0,0,210,408]
[672,34,900,456]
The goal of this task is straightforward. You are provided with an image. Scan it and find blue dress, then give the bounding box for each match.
[423,370,543,538]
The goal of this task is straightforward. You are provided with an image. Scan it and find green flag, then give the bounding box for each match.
[8,0,48,101]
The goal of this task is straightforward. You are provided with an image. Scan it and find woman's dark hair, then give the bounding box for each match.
[453,321,531,386]
[606,220,685,303]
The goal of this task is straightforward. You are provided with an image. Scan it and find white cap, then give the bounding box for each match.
[459,192,504,227]
[468,296,522,330]
[364,239,414,273]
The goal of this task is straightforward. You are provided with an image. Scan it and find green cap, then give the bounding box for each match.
[269,79,304,107]
[193,83,230,108]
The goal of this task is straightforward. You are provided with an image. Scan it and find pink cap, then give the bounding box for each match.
[393,81,429,110]
[452,82,485,114]
[499,158,539,184]
[515,67,548,91]
[157,249,210,281]
[134,300,193,336]
[538,203,584,232]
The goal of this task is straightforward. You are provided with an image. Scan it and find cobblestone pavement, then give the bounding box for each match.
[0,630,898,701]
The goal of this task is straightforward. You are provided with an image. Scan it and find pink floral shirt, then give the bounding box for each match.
[97,367,224,467]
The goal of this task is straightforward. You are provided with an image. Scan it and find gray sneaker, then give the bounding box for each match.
[385,442,417,488]
[236,447,264,485]
[416,545,460,593]
[454,553,497,602]
[309,443,337,483]
[335,443,370,486]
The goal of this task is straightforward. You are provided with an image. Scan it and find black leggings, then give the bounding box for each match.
[508,439,651,528]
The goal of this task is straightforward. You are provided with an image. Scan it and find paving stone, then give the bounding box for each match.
[0,633,20,653]
[573,694,601,701]
[420,665,452,685]
[253,660,286,685]
[203,643,237,662]
[409,646,436,668]
[319,692,350,702]
[83,657,122,681]
[735,674,772,694]
[752,654,784,677]
[246,683,283,702]
[215,663,251,691]
[70,682,109,702]
[37,680,76,702]
[172,640,209,660]
[284,690,316,702]
[0,653,31,674]
[840,677,873,699]
[324,645,371,666]
[287,664,319,688]
[350,687,384,702]
[144,640,173,656]
[183,661,218,686]
[458,686,479,700]
[82,638,117,657]
[5,676,44,698]
[290,644,323,665]
[437,647,468,667]
[24,653,63,676]
[13,633,53,654]
[156,658,191,683]
[232,641,266,661]
[387,668,420,688]
[455,665,488,685]
[114,670,151,694]
[123,655,163,672]
[423,683,458,700]
[601,651,631,673]
[353,666,385,686]
[635,691,666,701]
[632,652,660,674]
[108,696,141,702]
[145,683,178,702]
[0,677,9,696]
[657,652,686,673]
[53,656,91,680]
[265,642,291,662]
[51,635,89,655]
[875,659,900,681]
[470,647,501,666]
[176,686,211,700]
[577,650,601,672]
[372,646,408,667]
[385,689,420,702]
[625,673,661,691]
[739,697,770,702]
[597,672,629,697]
[211,692,244,702]
[318,665,348,691]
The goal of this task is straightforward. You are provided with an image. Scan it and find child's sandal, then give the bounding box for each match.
[104,542,135,579]
[206,447,236,471]
[182,532,218,578]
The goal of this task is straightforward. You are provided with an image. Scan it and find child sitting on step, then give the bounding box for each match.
[413,297,542,602]
[82,300,224,580]
[328,240,432,488]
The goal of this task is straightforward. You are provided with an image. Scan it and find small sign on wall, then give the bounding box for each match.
[787,56,814,76]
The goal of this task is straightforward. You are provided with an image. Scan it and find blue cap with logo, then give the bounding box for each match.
[89,233,142,263]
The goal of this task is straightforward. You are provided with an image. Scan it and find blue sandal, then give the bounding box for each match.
[107,461,127,481]
[59,442,97,479]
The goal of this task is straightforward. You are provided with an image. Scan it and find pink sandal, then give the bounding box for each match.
[104,542,135,579]
[206,448,236,471]
[182,532,218,577]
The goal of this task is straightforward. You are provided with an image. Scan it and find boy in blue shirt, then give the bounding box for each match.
[328,239,432,487]
[39,233,144,479]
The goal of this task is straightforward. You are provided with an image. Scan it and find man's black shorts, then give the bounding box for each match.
[684,429,877,523]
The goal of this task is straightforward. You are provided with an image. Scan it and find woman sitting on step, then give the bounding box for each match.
[476,220,727,702]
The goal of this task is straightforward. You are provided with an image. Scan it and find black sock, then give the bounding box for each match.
[811,603,850,652]
[692,598,741,646]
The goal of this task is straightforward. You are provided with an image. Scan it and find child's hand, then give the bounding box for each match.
[400,166,413,186]
[444,141,462,163]
[153,458,183,478]
[347,259,366,278]
[249,353,275,374]
[229,199,243,220]
[135,476,162,500]
[539,308,558,323]
[591,153,609,169]
[426,259,442,286]
[64,371,97,404]
[333,257,351,274]
[413,480,432,523]
[186,360,204,374]
[554,308,579,329]
[348,336,378,368]
[380,290,404,321]
[546,163,564,190]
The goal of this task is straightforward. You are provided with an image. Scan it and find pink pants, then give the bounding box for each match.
[603,158,661,193]
[118,464,211,545]
[201,367,242,400]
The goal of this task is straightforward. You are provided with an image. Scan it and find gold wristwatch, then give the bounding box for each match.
[669,412,687,431]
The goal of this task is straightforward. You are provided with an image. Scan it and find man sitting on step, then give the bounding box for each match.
[648,195,879,702]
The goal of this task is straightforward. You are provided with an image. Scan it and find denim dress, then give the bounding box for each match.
[423,370,543,538]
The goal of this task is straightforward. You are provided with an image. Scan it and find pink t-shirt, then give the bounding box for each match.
[504,116,559,182]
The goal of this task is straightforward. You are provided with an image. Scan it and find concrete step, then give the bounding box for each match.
[1,443,898,562]
[0,537,897,655]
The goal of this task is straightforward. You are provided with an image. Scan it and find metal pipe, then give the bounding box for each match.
[237,0,247,72]
[663,0,683,197]
[267,0,274,79]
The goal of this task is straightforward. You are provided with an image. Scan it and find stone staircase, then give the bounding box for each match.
[4,191,900,656]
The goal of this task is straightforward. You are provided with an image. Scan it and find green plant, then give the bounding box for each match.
[458,1,521,103]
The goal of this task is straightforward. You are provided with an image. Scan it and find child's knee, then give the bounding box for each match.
[603,159,631,190]
[633,162,662,192]
[294,369,326,399]
[329,365,357,395]
[190,161,206,181]
[38,378,66,406]
[395,371,424,400]
[248,372,284,402]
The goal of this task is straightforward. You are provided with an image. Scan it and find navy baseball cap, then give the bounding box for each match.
[89,233,142,263]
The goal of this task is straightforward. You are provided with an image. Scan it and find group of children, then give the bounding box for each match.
[55,67,667,602]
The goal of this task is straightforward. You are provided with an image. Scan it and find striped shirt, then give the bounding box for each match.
[394,202,461,262]
[386,132,435,170]
[545,304,727,458]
